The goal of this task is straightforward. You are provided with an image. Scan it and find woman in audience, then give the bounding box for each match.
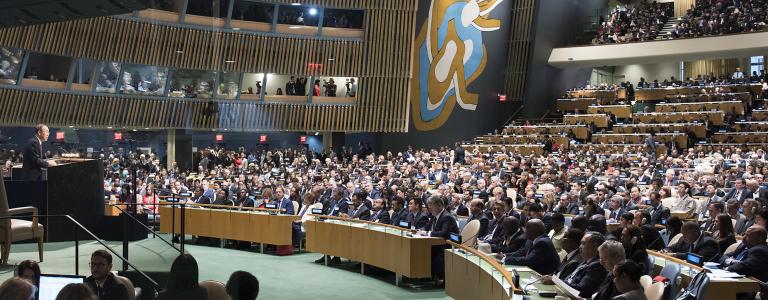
[755,207,768,227]
[158,254,208,300]
[666,215,683,243]
[612,260,646,300]
[15,260,41,286]
[55,283,97,300]
[0,277,35,300]
[713,213,736,254]
[226,270,259,300]
[621,225,649,275]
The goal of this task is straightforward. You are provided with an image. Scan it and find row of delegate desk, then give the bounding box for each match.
[614,123,707,138]
[566,84,760,101]
[159,204,759,300]
[655,101,745,114]
[503,125,589,140]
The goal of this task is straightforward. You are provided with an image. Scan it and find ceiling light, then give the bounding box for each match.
[309,8,318,16]
[232,27,240,31]
[107,126,113,129]
[225,60,236,63]
[314,132,319,136]
[132,129,137,132]
[175,50,184,54]
[289,26,301,29]
[328,58,335,61]
[291,3,301,6]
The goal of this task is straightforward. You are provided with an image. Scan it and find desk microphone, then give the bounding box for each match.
[522,275,546,295]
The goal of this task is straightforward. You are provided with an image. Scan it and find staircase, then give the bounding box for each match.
[655,18,681,41]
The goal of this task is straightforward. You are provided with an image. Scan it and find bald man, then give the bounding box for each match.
[22,123,56,180]
[727,226,768,282]
[501,219,561,275]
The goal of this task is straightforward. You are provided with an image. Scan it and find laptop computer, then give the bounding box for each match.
[39,274,86,300]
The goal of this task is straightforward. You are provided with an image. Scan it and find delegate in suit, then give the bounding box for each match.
[21,124,57,180]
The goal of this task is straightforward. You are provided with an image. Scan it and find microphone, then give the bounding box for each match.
[522,275,547,295]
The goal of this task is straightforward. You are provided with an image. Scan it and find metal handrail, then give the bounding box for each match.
[106,203,181,253]
[0,214,160,288]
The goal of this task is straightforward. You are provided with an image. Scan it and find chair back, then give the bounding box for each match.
[645,281,665,300]
[461,220,480,247]
[0,175,10,230]
[200,280,229,300]
[114,275,138,300]
[292,201,299,215]
[668,233,683,246]
[659,263,681,300]
[647,255,655,275]
[640,275,652,290]
[724,240,741,255]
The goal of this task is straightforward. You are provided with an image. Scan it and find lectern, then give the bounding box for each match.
[8,158,104,241]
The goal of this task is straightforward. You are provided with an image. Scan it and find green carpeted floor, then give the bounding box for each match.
[0,235,449,300]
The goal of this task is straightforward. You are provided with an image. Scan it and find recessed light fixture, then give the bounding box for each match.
[232,27,240,31]
[225,60,236,63]
[132,129,137,132]
[328,58,335,61]
[289,26,301,29]
[291,3,301,6]
[107,126,113,129]
[175,50,184,54]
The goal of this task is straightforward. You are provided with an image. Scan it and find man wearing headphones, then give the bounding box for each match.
[671,182,697,218]
[736,200,758,235]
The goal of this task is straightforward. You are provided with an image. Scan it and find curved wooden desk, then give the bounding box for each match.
[158,202,299,249]
[648,250,760,300]
[304,215,444,285]
[444,241,516,300]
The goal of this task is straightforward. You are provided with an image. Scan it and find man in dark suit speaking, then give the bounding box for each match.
[22,124,56,180]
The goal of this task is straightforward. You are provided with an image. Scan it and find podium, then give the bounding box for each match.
[7,158,104,241]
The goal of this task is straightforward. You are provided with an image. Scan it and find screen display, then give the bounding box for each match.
[265,203,277,209]
[398,221,410,228]
[311,208,323,214]
[39,275,85,300]
[449,232,462,243]
[686,253,702,266]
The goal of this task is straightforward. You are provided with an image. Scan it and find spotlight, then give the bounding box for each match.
[309,8,317,16]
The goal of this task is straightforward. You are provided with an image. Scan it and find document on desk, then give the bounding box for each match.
[707,269,744,279]
[552,274,581,299]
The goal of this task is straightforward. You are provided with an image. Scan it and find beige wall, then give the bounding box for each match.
[614,63,681,84]
[674,0,695,17]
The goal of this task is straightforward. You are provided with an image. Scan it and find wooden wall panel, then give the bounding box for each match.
[503,0,536,102]
[0,0,417,132]
[683,58,746,79]
[674,0,695,17]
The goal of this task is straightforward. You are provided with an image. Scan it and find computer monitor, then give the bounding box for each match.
[398,220,410,229]
[449,232,462,244]
[686,252,703,266]
[39,274,85,300]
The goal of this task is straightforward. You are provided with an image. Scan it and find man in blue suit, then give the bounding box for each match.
[274,187,294,215]
[502,219,561,275]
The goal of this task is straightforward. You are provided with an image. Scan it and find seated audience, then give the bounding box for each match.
[226,270,260,300]
[555,228,586,279]
[593,240,626,300]
[0,277,35,300]
[713,213,737,254]
[501,219,561,275]
[85,250,129,300]
[158,254,208,300]
[548,212,567,253]
[492,216,527,254]
[621,225,649,275]
[727,225,768,282]
[562,232,607,298]
[56,283,98,300]
[468,199,490,237]
[667,221,720,262]
[15,259,41,287]
[612,260,646,300]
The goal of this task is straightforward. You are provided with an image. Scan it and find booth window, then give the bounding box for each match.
[187,0,230,18]
[25,53,72,82]
[323,9,365,29]
[0,47,24,85]
[232,1,273,23]
[168,69,215,99]
[94,62,120,93]
[119,64,168,96]
[217,71,240,99]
